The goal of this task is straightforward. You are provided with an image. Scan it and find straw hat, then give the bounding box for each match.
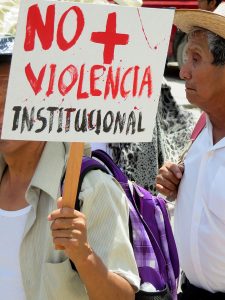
[174,2,225,40]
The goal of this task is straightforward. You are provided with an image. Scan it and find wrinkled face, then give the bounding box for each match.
[179,31,225,113]
[197,0,216,11]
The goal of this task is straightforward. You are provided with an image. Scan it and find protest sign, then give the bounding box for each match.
[2,0,174,143]
[2,1,174,209]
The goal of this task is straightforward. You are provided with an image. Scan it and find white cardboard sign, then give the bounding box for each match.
[2,1,174,142]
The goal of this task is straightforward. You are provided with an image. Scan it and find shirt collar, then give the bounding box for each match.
[30,142,69,201]
[206,115,225,150]
[0,142,91,202]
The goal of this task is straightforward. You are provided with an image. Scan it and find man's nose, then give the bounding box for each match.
[179,61,191,81]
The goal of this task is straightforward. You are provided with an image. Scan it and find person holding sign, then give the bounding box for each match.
[156,3,225,299]
[0,0,176,298]
[0,35,140,300]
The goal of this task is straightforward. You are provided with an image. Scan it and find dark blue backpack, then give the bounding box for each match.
[66,149,179,300]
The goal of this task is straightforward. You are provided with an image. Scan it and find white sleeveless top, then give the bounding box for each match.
[0,205,31,300]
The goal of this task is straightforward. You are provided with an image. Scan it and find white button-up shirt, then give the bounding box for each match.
[174,117,225,293]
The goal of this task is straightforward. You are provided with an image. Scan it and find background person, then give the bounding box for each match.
[0,20,140,300]
[109,79,195,194]
[156,3,225,299]
[198,0,222,11]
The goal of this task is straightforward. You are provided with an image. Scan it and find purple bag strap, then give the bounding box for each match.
[156,197,180,278]
[74,156,108,210]
[92,150,169,282]
[92,150,128,184]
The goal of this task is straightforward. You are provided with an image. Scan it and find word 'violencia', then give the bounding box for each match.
[26,64,152,100]
[12,106,145,135]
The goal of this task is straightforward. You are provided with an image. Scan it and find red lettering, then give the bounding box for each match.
[77,64,89,99]
[46,64,56,97]
[58,65,78,96]
[104,66,120,99]
[25,63,47,95]
[90,65,106,97]
[24,4,55,51]
[91,13,129,64]
[57,6,84,51]
[132,66,140,97]
[138,66,152,97]
[25,63,151,101]
[120,67,132,98]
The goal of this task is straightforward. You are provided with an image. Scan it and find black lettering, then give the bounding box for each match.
[137,112,145,132]
[47,107,58,133]
[64,108,76,132]
[126,111,136,135]
[103,111,114,133]
[35,107,47,133]
[57,107,64,133]
[95,110,101,135]
[12,106,22,131]
[114,111,126,134]
[21,106,35,133]
[74,109,87,132]
[88,110,96,130]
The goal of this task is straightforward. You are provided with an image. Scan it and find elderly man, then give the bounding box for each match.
[156,3,225,300]
[0,35,140,299]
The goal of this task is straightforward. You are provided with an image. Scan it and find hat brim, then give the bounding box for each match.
[174,9,225,40]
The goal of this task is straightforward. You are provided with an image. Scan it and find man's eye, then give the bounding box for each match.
[192,54,200,63]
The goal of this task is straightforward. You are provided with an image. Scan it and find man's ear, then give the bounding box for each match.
[209,0,217,11]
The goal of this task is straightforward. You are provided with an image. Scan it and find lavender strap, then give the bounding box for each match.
[155,205,177,300]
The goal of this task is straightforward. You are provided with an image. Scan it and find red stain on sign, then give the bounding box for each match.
[137,8,152,50]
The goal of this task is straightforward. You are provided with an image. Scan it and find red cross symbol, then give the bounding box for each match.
[91,12,129,65]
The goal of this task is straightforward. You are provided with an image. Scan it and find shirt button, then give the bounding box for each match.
[207,150,213,156]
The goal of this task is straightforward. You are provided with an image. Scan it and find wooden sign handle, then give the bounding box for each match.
[62,142,84,208]
[56,142,84,250]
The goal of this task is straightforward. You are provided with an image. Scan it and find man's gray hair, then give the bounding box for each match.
[188,27,225,66]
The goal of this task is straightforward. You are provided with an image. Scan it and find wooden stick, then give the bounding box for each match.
[56,142,84,250]
[62,142,84,208]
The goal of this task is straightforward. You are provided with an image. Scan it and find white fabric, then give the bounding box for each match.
[0,205,31,300]
[174,117,225,293]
